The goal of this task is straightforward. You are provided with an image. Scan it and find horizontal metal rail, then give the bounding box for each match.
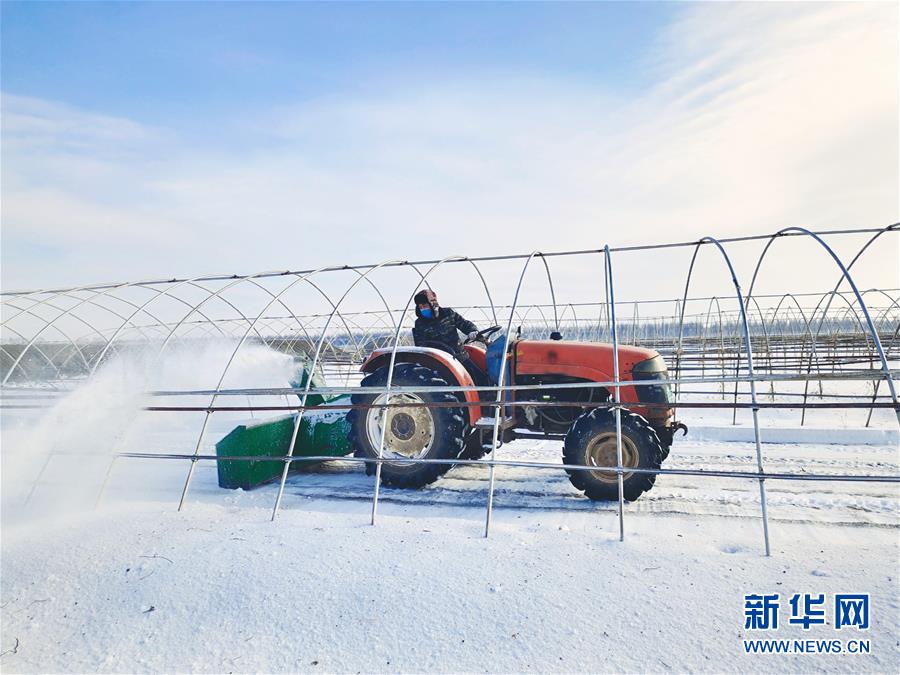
[5,223,898,558]
[3,224,894,296]
[4,400,898,412]
[115,452,900,484]
[140,402,899,412]
[7,389,899,402]
[141,369,900,398]
[5,369,894,399]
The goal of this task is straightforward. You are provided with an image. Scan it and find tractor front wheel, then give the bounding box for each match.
[348,363,466,488]
[563,408,663,501]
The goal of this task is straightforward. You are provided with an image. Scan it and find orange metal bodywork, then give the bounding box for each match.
[360,347,481,426]
[462,344,488,372]
[359,340,672,428]
[514,340,669,422]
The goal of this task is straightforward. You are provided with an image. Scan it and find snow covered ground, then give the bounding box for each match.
[2,494,898,673]
[3,431,898,673]
[2,346,898,672]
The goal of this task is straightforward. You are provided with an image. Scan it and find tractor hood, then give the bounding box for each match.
[514,339,662,383]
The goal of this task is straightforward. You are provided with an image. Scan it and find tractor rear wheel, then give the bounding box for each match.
[563,408,663,501]
[348,363,467,488]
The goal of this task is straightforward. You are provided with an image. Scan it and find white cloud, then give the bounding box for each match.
[1,2,897,307]
[2,93,159,154]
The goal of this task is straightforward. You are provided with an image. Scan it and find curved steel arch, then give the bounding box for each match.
[867,320,900,426]
[765,292,826,423]
[4,285,190,380]
[727,294,775,420]
[746,227,899,425]
[84,276,271,378]
[851,289,900,427]
[675,237,771,555]
[483,250,542,537]
[857,289,900,335]
[538,255,560,333]
[604,245,627,542]
[1,281,189,378]
[59,283,241,374]
[270,259,407,520]
[559,303,580,340]
[328,255,502,524]
[747,227,897,336]
[266,275,364,367]
[480,250,573,534]
[516,303,553,336]
[700,296,727,390]
[366,256,501,524]
[2,288,143,382]
[405,257,498,326]
[1,297,97,381]
[341,267,408,373]
[1,280,174,385]
[0,319,73,383]
[465,259,499,327]
[176,266,338,510]
[0,281,129,327]
[150,273,311,365]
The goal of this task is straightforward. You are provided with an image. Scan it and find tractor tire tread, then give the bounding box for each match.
[563,407,663,501]
[347,363,466,488]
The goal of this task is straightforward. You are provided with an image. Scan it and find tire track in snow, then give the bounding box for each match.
[273,438,899,527]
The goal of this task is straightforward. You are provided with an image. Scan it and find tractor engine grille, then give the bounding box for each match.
[632,355,675,405]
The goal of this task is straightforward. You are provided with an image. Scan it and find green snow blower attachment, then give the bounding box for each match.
[216,359,352,490]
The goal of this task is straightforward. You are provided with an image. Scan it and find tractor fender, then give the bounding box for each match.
[360,347,480,426]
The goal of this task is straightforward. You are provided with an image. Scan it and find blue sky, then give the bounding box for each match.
[2,2,674,132]
[1,1,897,301]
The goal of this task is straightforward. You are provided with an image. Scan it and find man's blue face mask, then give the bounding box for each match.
[420,308,434,319]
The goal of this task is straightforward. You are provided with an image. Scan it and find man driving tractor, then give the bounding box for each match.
[412,289,492,389]
[344,288,681,498]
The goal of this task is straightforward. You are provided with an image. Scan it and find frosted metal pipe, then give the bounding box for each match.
[0,321,71,383]
[137,400,900,414]
[729,296,774,424]
[271,260,403,521]
[177,267,332,511]
[697,236,771,556]
[4,292,150,379]
[147,367,900,398]
[2,284,148,385]
[485,251,540,537]
[370,257,468,526]
[746,225,898,427]
[866,322,900,427]
[89,277,262,378]
[6,224,891,296]
[765,227,899,427]
[115,451,900,483]
[539,255,560,333]
[604,245,626,543]
[158,270,352,511]
[94,274,266,509]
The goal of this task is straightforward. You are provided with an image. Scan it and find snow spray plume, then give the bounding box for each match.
[1,340,298,523]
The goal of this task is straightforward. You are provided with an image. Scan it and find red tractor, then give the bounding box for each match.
[347,328,685,501]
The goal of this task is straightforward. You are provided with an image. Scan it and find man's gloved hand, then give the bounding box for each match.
[467,331,480,342]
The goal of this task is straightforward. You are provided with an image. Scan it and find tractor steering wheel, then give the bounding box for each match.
[465,325,503,345]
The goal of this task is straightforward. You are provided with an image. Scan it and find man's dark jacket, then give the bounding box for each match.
[412,307,477,358]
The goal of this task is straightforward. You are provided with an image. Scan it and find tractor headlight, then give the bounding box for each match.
[632,356,675,405]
